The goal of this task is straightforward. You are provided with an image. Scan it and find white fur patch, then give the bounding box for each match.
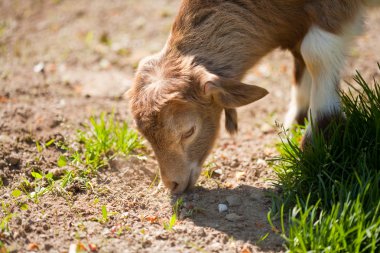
[300,25,347,122]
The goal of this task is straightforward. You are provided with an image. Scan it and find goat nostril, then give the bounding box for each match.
[172,181,179,192]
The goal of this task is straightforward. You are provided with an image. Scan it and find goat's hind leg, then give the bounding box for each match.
[300,25,348,147]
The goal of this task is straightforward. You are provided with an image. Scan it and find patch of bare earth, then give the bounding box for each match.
[0,1,379,252]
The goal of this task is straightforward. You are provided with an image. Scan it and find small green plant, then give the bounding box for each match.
[93,205,118,224]
[28,171,55,203]
[172,197,184,216]
[163,213,177,231]
[202,161,217,179]
[21,113,144,199]
[163,197,183,231]
[101,205,108,223]
[0,202,14,234]
[57,155,67,167]
[73,113,144,174]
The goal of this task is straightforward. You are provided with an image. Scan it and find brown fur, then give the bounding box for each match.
[128,0,370,193]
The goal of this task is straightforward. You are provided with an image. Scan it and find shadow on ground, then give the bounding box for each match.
[173,185,284,252]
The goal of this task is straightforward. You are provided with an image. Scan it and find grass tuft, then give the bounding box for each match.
[14,113,144,203]
[270,65,380,252]
[72,112,144,173]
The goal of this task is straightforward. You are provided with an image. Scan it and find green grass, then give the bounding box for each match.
[16,113,144,200]
[163,197,184,231]
[60,113,143,191]
[1,113,143,238]
[72,112,144,173]
[270,66,380,252]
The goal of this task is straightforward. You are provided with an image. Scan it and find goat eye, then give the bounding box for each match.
[183,127,195,139]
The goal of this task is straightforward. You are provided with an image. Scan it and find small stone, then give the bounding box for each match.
[155,232,169,240]
[24,224,33,233]
[27,243,39,251]
[256,158,267,167]
[235,171,246,180]
[44,244,53,251]
[33,62,45,73]
[7,154,20,166]
[88,243,97,252]
[218,204,228,213]
[42,224,49,230]
[226,195,242,207]
[101,228,110,236]
[214,169,223,175]
[15,217,22,225]
[260,123,273,133]
[225,213,244,222]
[231,159,240,168]
[69,243,77,253]
[99,59,111,70]
[174,224,188,233]
[121,212,129,218]
[198,228,206,237]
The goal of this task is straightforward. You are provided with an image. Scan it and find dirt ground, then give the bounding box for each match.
[0,1,379,252]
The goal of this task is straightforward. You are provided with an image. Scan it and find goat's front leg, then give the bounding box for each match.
[284,50,311,129]
[300,25,348,147]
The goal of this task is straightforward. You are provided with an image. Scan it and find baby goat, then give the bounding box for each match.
[128,0,379,194]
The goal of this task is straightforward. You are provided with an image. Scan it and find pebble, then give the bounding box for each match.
[198,228,206,237]
[218,204,228,213]
[155,232,169,240]
[24,224,33,233]
[101,228,110,236]
[226,195,242,207]
[15,217,22,225]
[33,62,45,73]
[261,123,273,133]
[256,158,267,167]
[235,171,246,180]
[7,153,20,166]
[214,168,223,175]
[174,224,188,233]
[225,213,244,222]
[231,159,240,168]
[69,243,77,253]
[44,244,53,251]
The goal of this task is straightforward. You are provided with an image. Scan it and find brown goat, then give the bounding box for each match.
[128,0,379,194]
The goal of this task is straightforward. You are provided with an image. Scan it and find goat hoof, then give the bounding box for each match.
[301,113,346,150]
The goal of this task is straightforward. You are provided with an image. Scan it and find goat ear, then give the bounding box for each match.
[225,109,238,134]
[202,74,269,108]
